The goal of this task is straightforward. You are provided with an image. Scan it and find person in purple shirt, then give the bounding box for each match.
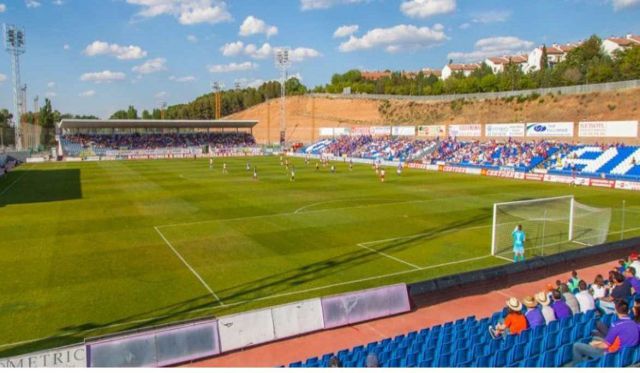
[625,267,640,294]
[551,290,573,320]
[522,296,545,328]
[571,300,640,365]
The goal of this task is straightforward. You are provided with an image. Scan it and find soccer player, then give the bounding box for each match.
[246,162,251,171]
[222,162,228,174]
[209,158,213,169]
[290,167,296,182]
[349,159,353,171]
[330,164,336,173]
[315,161,320,171]
[397,162,403,176]
[380,168,386,183]
[253,166,258,180]
[512,225,526,262]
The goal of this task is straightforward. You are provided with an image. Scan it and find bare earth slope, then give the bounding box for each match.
[227,89,640,144]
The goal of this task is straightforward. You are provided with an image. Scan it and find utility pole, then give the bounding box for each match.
[4,24,26,150]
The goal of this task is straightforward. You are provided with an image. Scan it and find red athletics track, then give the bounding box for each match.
[184,260,618,367]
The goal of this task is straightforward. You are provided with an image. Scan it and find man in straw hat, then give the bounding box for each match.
[536,291,557,325]
[489,297,528,339]
[523,295,545,328]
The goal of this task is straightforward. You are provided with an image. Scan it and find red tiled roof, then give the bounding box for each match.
[628,35,640,44]
[608,37,635,47]
[360,71,392,80]
[448,63,480,71]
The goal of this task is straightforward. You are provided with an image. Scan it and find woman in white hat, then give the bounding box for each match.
[489,297,528,339]
[536,291,557,325]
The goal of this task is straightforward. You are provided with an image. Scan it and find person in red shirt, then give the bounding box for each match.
[489,297,528,339]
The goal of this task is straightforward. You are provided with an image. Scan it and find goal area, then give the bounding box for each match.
[491,196,612,260]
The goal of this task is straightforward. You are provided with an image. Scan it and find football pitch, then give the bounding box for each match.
[1,156,640,356]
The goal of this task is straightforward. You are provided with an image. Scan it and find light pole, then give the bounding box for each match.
[212,82,222,120]
[275,47,291,147]
[4,24,26,151]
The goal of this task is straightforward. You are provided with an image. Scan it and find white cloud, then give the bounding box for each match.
[126,0,232,25]
[459,22,470,30]
[187,34,198,43]
[84,41,147,60]
[244,43,274,59]
[47,82,55,88]
[300,0,367,10]
[79,90,96,97]
[169,75,196,82]
[63,44,70,50]
[0,73,6,83]
[80,70,126,83]
[289,47,322,62]
[45,91,57,98]
[155,91,168,99]
[339,24,447,53]
[334,25,359,38]
[132,58,167,74]
[220,41,245,56]
[25,0,41,8]
[207,61,257,73]
[52,0,64,5]
[612,0,640,9]
[471,10,511,24]
[400,0,456,19]
[447,36,534,63]
[0,4,6,12]
[239,16,278,38]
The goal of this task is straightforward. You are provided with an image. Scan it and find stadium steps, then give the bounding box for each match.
[611,148,640,176]
[596,147,639,175]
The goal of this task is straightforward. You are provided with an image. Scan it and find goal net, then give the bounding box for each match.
[491,196,612,260]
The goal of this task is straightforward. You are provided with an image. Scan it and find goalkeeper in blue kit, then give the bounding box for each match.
[512,225,526,262]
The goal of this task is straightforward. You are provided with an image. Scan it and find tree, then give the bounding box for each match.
[110,110,128,119]
[142,110,152,119]
[38,98,56,145]
[126,105,138,120]
[614,46,640,80]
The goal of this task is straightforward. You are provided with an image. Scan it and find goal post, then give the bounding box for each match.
[491,195,612,260]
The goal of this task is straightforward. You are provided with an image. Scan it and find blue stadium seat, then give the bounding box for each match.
[490,348,509,367]
[633,346,640,364]
[502,333,517,349]
[525,337,542,357]
[545,320,560,334]
[599,353,617,368]
[575,358,600,368]
[542,332,558,351]
[559,317,572,329]
[555,344,573,367]
[532,325,545,339]
[507,343,525,366]
[454,348,471,366]
[418,359,433,367]
[619,347,635,367]
[519,357,538,367]
[472,355,491,367]
[405,352,418,368]
[305,357,318,366]
[581,310,596,323]
[433,353,452,367]
[556,328,572,346]
[516,329,531,344]
[537,350,557,367]
[289,361,303,367]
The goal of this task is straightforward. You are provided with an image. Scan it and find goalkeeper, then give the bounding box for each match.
[512,225,526,262]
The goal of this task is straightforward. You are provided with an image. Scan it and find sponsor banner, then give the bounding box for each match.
[524,173,544,181]
[615,180,640,191]
[351,126,371,136]
[0,346,86,368]
[334,127,350,136]
[392,126,416,137]
[544,174,575,184]
[526,122,574,137]
[86,156,100,161]
[579,121,638,138]
[514,172,526,180]
[370,127,392,136]
[589,179,615,189]
[448,124,481,138]
[442,166,482,175]
[406,163,438,171]
[485,123,525,138]
[417,125,446,137]
[485,169,516,179]
[26,157,46,163]
[319,128,334,137]
[65,157,83,162]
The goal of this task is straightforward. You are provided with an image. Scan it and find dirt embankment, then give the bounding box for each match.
[227,89,640,144]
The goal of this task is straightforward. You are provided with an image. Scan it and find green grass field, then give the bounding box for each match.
[1,156,640,357]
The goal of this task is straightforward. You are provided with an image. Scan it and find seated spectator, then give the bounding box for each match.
[601,272,632,314]
[624,267,640,295]
[523,295,545,328]
[489,297,528,339]
[571,300,640,366]
[590,274,608,300]
[365,353,379,368]
[536,291,556,325]
[628,253,640,278]
[617,260,628,273]
[575,280,596,313]
[551,290,573,320]
[567,270,581,293]
[560,283,580,315]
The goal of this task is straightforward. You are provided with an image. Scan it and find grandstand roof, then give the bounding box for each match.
[58,119,258,130]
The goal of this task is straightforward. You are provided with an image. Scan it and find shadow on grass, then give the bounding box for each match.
[0,212,492,358]
[0,168,82,207]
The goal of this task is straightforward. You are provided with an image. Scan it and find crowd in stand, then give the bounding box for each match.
[487,253,640,366]
[62,132,256,151]
[321,135,435,161]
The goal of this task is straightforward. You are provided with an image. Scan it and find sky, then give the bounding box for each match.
[0,0,638,118]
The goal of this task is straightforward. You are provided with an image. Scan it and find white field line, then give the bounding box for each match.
[0,168,29,198]
[359,224,493,247]
[494,255,515,263]
[153,226,224,306]
[0,254,497,350]
[357,243,422,270]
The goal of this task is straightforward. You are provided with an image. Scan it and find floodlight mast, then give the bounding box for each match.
[212,82,222,120]
[274,47,291,147]
[4,24,26,151]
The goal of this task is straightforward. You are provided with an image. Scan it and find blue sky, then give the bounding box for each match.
[0,0,638,118]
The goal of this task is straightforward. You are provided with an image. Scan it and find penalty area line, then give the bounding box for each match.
[153,226,224,305]
[357,243,422,270]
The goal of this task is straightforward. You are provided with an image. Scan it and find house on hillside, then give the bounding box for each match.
[527,43,580,72]
[421,68,442,79]
[360,71,392,80]
[602,35,640,56]
[441,63,481,80]
[484,55,529,74]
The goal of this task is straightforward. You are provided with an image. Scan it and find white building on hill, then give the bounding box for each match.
[602,34,640,56]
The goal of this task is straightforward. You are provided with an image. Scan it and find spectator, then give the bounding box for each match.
[567,271,581,293]
[575,280,596,313]
[571,300,640,365]
[523,295,545,328]
[590,274,608,300]
[551,290,573,320]
[365,353,379,368]
[489,297,528,339]
[328,356,342,368]
[629,253,640,279]
[536,291,557,325]
[624,267,640,295]
[617,260,627,273]
[601,272,632,314]
[560,283,580,315]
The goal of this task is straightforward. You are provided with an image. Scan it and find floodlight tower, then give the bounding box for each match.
[4,24,26,151]
[274,47,291,147]
[212,82,222,120]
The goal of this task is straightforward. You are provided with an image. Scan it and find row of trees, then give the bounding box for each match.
[315,36,640,96]
[110,78,307,120]
[19,99,98,146]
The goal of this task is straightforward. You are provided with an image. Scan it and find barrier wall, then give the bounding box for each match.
[87,320,220,367]
[271,299,325,340]
[0,345,86,368]
[321,284,411,329]
[217,309,276,353]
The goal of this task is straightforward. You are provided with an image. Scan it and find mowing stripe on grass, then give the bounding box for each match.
[154,226,224,305]
[0,168,30,198]
[357,243,422,270]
